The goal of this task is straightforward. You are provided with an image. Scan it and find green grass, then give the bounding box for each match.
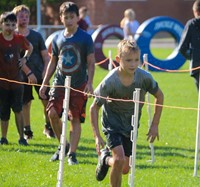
[1,48,200,187]
[150,48,174,60]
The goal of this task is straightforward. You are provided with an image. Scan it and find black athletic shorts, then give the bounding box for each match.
[0,85,24,120]
[105,132,132,157]
[23,78,50,104]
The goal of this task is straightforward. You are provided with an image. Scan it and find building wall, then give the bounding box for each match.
[40,0,195,38]
[71,0,194,26]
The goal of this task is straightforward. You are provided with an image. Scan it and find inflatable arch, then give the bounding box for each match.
[135,16,185,71]
[92,24,124,69]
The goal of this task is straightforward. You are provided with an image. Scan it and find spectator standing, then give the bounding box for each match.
[178,0,200,90]
[78,6,89,31]
[79,6,94,34]
[120,9,139,41]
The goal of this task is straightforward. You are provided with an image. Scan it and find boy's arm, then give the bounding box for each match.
[39,55,57,99]
[20,42,33,73]
[178,23,191,60]
[41,49,50,79]
[147,88,164,143]
[21,64,36,82]
[21,43,37,83]
[42,55,57,85]
[23,42,33,60]
[90,100,105,155]
[85,53,95,95]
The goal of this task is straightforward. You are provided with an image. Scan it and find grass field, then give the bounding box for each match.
[1,48,200,187]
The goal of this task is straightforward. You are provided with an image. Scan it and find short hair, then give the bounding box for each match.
[59,2,79,16]
[12,4,30,16]
[117,40,139,58]
[0,12,17,24]
[124,9,136,20]
[193,0,200,12]
[79,6,87,14]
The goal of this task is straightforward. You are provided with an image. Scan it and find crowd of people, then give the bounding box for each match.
[3,0,199,186]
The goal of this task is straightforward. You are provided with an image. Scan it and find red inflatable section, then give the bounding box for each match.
[92,25,124,69]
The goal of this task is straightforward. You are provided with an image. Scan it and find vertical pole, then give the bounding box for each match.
[194,73,200,177]
[108,50,113,71]
[36,0,41,32]
[128,88,140,187]
[57,76,71,187]
[143,54,155,163]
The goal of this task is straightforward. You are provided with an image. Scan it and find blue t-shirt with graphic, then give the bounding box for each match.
[51,28,94,88]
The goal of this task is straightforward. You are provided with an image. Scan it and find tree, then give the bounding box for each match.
[0,0,36,24]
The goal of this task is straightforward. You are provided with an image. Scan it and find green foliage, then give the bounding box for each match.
[0,48,200,186]
[0,0,36,14]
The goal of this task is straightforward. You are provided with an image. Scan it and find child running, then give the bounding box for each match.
[90,40,164,187]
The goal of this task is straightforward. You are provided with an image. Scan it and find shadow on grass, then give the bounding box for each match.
[136,144,195,160]
[0,138,196,167]
[0,143,57,155]
[0,138,97,165]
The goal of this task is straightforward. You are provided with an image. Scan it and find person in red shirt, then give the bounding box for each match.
[77,6,89,31]
[0,11,35,145]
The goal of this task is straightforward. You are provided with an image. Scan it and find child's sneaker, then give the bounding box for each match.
[68,152,78,165]
[0,137,8,145]
[18,138,29,146]
[24,126,33,139]
[96,148,110,181]
[43,123,55,138]
[50,143,70,162]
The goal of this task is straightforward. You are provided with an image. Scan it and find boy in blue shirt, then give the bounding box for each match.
[40,1,95,164]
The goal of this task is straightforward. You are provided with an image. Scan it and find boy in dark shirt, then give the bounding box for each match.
[13,5,54,139]
[178,0,200,90]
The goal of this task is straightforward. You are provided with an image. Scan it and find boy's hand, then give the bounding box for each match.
[28,73,37,84]
[18,57,27,69]
[84,82,93,97]
[146,124,159,143]
[39,85,47,100]
[95,136,105,155]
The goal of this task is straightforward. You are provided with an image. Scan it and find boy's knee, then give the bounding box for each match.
[113,156,126,170]
[122,166,130,175]
[48,107,58,119]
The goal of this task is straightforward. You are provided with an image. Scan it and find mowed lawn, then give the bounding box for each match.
[0,47,200,187]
